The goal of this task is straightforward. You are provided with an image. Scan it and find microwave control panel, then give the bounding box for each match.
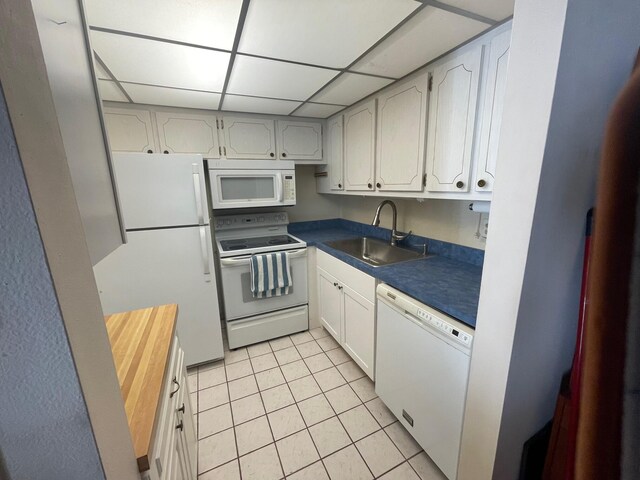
[283,175,296,201]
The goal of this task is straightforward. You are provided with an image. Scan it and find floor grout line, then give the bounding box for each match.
[196,328,430,480]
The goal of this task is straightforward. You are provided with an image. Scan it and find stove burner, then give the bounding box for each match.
[227,244,248,250]
[268,238,289,245]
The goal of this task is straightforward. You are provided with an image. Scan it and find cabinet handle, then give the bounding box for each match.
[456,181,465,189]
[169,376,180,398]
[338,183,342,188]
[338,285,343,290]
[367,183,372,189]
[270,152,275,158]
[376,182,381,188]
[282,152,287,158]
[178,403,185,414]
[333,282,338,287]
[163,150,169,154]
[146,149,153,154]
[477,179,486,188]
[176,421,184,432]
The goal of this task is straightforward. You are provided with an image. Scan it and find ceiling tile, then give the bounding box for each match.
[91,31,230,91]
[351,7,489,78]
[227,55,339,101]
[292,103,344,119]
[98,80,128,102]
[310,73,393,106]
[85,0,242,50]
[94,58,111,80]
[222,95,301,115]
[238,0,420,68]
[436,0,514,21]
[122,83,221,109]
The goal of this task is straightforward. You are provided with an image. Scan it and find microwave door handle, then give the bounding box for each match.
[192,164,204,225]
[276,174,284,202]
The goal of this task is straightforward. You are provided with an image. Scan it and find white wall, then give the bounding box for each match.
[458,0,640,478]
[339,195,486,249]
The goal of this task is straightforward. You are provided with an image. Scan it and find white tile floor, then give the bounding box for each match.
[188,327,447,480]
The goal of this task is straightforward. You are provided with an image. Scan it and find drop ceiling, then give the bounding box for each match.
[87,0,513,119]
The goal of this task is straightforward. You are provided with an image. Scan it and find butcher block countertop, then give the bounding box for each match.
[105,304,178,472]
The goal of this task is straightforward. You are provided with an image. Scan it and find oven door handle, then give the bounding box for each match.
[220,249,307,267]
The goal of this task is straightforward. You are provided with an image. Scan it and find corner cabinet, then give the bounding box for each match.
[474,28,511,193]
[104,106,158,153]
[317,250,376,379]
[375,73,429,192]
[220,116,277,159]
[344,99,376,192]
[276,120,323,162]
[425,44,483,193]
[327,115,344,190]
[155,111,221,158]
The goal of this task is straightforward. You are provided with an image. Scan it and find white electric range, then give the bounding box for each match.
[213,212,308,349]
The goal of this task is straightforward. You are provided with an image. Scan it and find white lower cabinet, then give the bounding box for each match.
[143,336,196,480]
[316,250,376,379]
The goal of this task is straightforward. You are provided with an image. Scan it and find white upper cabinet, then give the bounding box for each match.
[155,111,221,158]
[375,73,429,192]
[103,106,157,153]
[327,115,344,190]
[475,28,511,192]
[276,120,323,161]
[425,45,483,193]
[221,116,277,159]
[344,99,376,192]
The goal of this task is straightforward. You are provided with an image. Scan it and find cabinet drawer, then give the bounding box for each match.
[317,250,376,303]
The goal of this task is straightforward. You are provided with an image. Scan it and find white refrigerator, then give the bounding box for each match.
[93,153,223,366]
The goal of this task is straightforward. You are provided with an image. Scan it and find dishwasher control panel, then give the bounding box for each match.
[416,307,473,347]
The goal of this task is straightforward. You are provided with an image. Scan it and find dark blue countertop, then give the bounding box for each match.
[289,219,483,328]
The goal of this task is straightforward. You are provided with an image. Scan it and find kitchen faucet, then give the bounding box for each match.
[371,200,412,246]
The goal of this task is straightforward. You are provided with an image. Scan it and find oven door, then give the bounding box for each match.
[219,249,308,321]
[209,170,295,209]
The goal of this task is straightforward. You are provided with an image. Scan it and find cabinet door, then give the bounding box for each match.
[425,45,483,193]
[475,29,511,192]
[342,285,376,379]
[317,267,343,341]
[156,111,220,158]
[344,99,376,192]
[221,116,276,159]
[327,115,344,190]
[376,73,429,192]
[103,106,157,153]
[276,120,323,161]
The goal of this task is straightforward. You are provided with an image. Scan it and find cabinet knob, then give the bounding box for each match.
[376,182,381,188]
[176,421,184,432]
[456,181,465,189]
[282,152,287,158]
[367,183,372,189]
[270,152,275,158]
[477,179,487,188]
[333,282,338,287]
[178,403,185,414]
[338,285,343,290]
[338,183,342,188]
[163,150,169,154]
[146,149,153,154]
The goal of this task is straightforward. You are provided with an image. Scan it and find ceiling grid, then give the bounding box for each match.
[85,0,513,118]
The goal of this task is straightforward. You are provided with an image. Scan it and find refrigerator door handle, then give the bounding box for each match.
[199,225,211,282]
[193,163,205,225]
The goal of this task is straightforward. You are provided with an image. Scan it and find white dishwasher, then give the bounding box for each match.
[375,284,474,480]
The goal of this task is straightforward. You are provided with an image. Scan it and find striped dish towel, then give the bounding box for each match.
[250,252,292,298]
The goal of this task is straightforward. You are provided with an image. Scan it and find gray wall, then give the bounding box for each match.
[0,86,105,479]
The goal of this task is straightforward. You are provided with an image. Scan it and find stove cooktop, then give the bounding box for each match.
[219,234,301,252]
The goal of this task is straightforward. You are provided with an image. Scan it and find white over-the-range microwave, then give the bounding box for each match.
[208,159,296,210]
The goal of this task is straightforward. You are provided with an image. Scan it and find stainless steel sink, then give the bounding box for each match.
[325,237,427,267]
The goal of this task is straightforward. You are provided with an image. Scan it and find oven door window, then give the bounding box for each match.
[219,175,276,201]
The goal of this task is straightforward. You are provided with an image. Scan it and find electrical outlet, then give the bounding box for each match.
[480,213,489,239]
